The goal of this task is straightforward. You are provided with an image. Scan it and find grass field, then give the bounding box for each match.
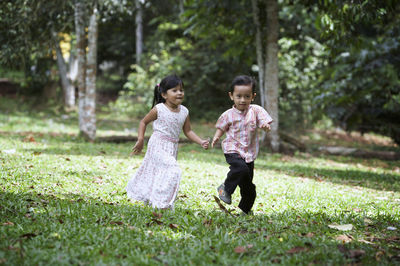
[1,97,399,265]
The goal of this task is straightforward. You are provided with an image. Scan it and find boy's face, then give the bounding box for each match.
[229,85,256,111]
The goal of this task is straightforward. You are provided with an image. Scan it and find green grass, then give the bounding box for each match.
[1,98,400,265]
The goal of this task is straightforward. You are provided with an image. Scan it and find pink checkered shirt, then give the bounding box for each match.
[215,104,273,163]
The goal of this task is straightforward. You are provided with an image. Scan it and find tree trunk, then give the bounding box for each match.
[264,0,280,152]
[251,0,265,108]
[74,0,87,137]
[84,2,98,141]
[135,0,143,65]
[67,37,78,109]
[53,32,75,110]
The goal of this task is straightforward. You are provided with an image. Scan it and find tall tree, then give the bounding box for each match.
[135,0,143,65]
[251,0,265,108]
[264,0,280,152]
[85,1,99,140]
[53,31,76,110]
[74,0,98,140]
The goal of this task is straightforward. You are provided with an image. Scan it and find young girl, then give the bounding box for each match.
[211,75,273,215]
[126,74,209,209]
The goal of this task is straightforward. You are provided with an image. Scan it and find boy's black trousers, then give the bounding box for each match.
[223,153,255,214]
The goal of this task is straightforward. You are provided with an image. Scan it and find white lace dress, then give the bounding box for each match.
[126,103,188,209]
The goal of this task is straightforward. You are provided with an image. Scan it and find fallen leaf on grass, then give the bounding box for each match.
[2,221,14,226]
[364,218,373,225]
[202,219,212,227]
[23,136,35,142]
[93,177,103,184]
[169,223,179,229]
[358,239,374,245]
[375,250,385,261]
[152,212,162,218]
[234,246,247,254]
[20,233,38,239]
[287,246,308,254]
[110,221,124,225]
[233,244,254,254]
[328,224,353,231]
[151,219,163,225]
[336,234,353,243]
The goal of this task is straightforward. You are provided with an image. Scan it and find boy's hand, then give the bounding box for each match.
[211,137,219,148]
[131,139,144,155]
[201,138,210,150]
[260,123,271,132]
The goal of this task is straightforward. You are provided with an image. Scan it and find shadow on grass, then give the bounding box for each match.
[256,160,400,192]
[1,190,399,265]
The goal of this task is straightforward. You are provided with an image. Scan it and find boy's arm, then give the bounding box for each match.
[211,128,225,148]
[256,105,273,132]
[182,116,209,149]
[132,107,157,154]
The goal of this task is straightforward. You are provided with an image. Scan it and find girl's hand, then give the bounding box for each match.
[131,139,144,155]
[211,137,219,148]
[201,138,210,150]
[260,123,271,132]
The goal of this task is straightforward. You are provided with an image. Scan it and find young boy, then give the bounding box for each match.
[211,75,273,215]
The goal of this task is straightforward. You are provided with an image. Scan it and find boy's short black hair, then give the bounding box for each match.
[229,75,256,93]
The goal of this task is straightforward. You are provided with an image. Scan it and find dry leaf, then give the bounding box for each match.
[336,234,353,243]
[234,246,246,253]
[169,223,179,229]
[151,219,163,225]
[328,224,353,231]
[305,232,315,238]
[2,221,14,226]
[287,246,308,254]
[203,219,212,227]
[152,212,162,218]
[364,218,373,225]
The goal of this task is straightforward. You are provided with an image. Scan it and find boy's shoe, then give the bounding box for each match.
[217,184,231,205]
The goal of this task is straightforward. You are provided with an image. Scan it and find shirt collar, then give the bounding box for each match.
[232,104,249,114]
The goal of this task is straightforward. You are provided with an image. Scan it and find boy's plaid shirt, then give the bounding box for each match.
[216,104,273,163]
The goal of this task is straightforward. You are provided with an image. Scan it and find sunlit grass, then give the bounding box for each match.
[1,98,400,265]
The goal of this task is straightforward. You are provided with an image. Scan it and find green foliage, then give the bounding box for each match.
[314,4,400,144]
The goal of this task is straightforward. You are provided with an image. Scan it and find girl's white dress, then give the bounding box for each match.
[126,103,188,209]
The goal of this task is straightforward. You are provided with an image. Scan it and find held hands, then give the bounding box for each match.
[131,139,144,155]
[260,123,271,132]
[211,136,219,148]
[200,138,210,150]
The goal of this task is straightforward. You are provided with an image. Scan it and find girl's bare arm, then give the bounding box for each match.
[183,116,209,149]
[132,108,157,154]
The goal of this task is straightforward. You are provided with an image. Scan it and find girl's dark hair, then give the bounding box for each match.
[229,75,256,93]
[152,74,184,107]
